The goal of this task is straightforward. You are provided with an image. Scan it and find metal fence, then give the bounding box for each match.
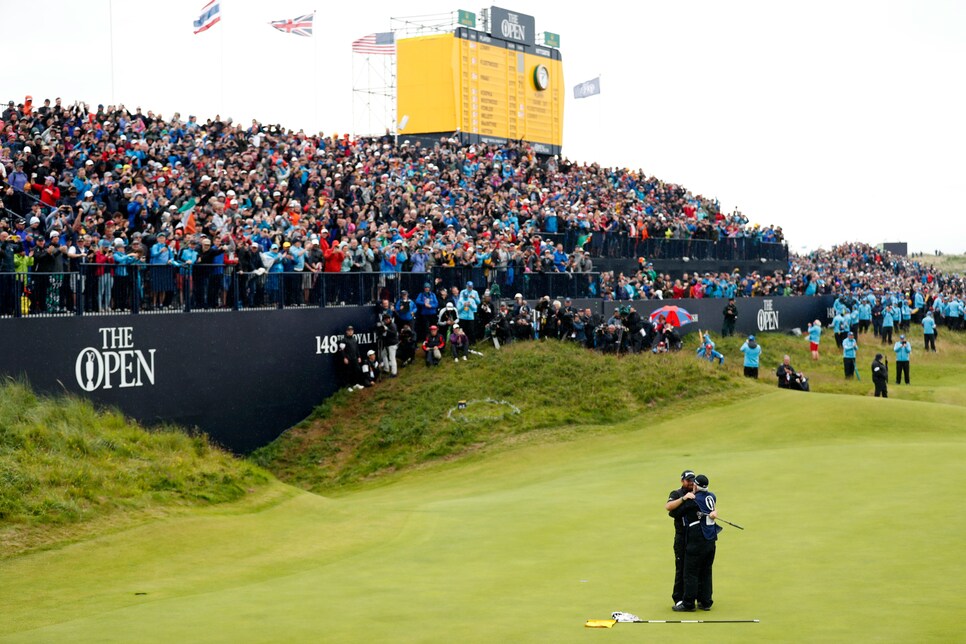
[0,266,605,317]
[578,233,788,261]
[532,230,786,262]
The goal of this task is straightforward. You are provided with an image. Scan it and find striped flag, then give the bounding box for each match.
[193,0,221,35]
[270,13,314,37]
[351,32,395,55]
[179,198,198,234]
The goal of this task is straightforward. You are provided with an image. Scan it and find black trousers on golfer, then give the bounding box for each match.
[895,360,910,385]
[672,532,686,603]
[682,534,716,609]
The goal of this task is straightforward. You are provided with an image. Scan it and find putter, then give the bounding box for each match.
[699,512,744,530]
[717,517,745,530]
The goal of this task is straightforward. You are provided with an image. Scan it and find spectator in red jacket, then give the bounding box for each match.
[324,241,346,273]
[28,176,61,208]
[422,325,445,367]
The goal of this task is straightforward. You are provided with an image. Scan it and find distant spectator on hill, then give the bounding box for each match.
[807,320,822,361]
[776,354,808,391]
[842,331,858,379]
[740,335,761,379]
[698,343,724,365]
[423,324,445,367]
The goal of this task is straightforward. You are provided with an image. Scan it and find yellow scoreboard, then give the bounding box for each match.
[397,27,563,155]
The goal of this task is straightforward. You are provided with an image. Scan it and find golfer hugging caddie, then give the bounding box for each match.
[664,470,697,605]
[673,474,722,612]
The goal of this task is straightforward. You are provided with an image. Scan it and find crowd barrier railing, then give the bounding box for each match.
[0,266,608,317]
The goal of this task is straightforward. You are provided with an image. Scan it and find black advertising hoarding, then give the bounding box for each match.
[0,308,377,453]
[600,295,835,337]
[0,296,831,453]
[489,6,536,47]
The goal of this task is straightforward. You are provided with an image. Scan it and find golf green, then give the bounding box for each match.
[2,392,965,643]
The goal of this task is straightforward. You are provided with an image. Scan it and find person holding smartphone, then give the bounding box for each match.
[893,334,912,385]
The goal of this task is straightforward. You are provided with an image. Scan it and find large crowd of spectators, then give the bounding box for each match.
[0,96,962,319]
[0,95,794,314]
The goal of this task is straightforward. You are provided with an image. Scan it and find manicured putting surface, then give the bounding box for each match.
[2,392,965,643]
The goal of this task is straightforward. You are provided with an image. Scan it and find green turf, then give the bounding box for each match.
[2,389,964,642]
[0,381,269,558]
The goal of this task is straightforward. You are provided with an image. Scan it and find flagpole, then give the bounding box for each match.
[219,3,225,114]
[313,10,318,133]
[597,73,602,143]
[108,0,116,102]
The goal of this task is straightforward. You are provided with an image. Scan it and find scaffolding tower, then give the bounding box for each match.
[351,11,467,138]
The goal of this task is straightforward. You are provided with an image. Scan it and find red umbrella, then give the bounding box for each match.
[649,305,694,327]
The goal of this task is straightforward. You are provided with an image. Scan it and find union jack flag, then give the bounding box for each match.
[270,13,314,37]
[193,0,221,35]
[351,32,395,55]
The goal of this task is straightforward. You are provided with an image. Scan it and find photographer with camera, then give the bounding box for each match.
[486,302,512,347]
[893,334,912,385]
[776,354,809,391]
[376,313,399,378]
[535,296,553,339]
[596,323,619,353]
[621,304,645,353]
[511,296,535,341]
[397,321,417,367]
[0,231,20,316]
[556,297,577,341]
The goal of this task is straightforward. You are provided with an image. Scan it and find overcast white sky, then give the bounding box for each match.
[3,1,964,253]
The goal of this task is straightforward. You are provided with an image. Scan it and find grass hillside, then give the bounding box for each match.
[251,340,759,492]
[922,252,966,273]
[253,323,966,493]
[0,381,269,558]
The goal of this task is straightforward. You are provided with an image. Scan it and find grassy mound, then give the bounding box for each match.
[0,381,269,558]
[255,325,966,494]
[251,340,758,492]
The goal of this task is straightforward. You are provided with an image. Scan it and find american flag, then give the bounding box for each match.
[270,13,314,37]
[193,0,221,35]
[351,32,395,55]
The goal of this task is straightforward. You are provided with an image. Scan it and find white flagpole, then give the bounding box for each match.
[597,73,602,142]
[219,2,225,114]
[313,10,318,132]
[108,0,116,102]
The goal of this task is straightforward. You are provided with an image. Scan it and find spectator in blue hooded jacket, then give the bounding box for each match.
[739,335,762,378]
[922,311,937,352]
[414,282,439,341]
[893,335,912,385]
[842,331,858,379]
[807,320,822,361]
[881,304,895,344]
[456,291,478,342]
[698,343,724,365]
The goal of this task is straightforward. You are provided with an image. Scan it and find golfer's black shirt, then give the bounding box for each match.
[668,487,698,534]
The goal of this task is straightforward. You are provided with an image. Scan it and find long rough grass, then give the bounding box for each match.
[0,381,269,557]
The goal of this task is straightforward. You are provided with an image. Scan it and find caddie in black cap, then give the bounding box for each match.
[665,469,698,606]
[675,472,720,613]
